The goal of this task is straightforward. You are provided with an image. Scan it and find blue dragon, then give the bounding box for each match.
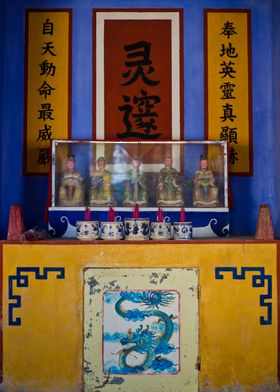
[114,291,177,374]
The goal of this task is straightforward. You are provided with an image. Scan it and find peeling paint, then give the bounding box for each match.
[149,271,170,285]
[109,376,125,385]
[83,371,124,390]
[87,276,100,295]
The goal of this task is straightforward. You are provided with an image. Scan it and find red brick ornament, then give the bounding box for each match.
[255,204,274,240]
[7,204,25,240]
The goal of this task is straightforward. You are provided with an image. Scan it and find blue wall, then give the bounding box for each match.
[272,0,280,239]
[0,0,278,238]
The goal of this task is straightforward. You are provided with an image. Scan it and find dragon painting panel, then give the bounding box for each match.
[103,289,179,375]
[83,268,199,392]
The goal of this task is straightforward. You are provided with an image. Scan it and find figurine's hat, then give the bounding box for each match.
[97,156,106,163]
[200,154,207,160]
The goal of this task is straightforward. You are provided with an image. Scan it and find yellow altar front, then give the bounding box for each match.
[0,240,278,391]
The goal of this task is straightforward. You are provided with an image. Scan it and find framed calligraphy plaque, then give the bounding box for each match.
[24,9,72,175]
[204,9,253,175]
[92,9,184,142]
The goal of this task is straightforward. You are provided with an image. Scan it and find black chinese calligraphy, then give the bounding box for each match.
[220,103,236,122]
[36,148,50,166]
[117,89,161,140]
[42,18,54,35]
[220,82,236,99]
[38,103,55,121]
[38,81,55,99]
[218,20,239,164]
[220,126,238,144]
[39,60,56,77]
[36,18,58,170]
[37,124,53,142]
[219,61,236,78]
[220,42,238,58]
[117,39,162,140]
[220,21,238,39]
[229,146,239,164]
[122,41,159,87]
[41,41,57,56]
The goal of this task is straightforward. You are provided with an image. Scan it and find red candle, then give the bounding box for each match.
[84,207,91,221]
[157,207,163,222]
[108,205,116,222]
[133,203,140,218]
[180,207,186,222]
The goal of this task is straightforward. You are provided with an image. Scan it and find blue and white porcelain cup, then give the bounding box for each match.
[150,222,172,240]
[124,218,150,240]
[100,221,124,240]
[173,222,193,240]
[76,221,99,240]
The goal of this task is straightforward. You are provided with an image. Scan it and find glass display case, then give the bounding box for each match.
[48,140,229,238]
[51,140,228,209]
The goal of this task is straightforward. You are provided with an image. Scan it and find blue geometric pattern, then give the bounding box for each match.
[8,267,65,326]
[215,267,272,325]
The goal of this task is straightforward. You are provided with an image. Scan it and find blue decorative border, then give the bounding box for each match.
[8,267,65,326]
[48,209,229,238]
[215,267,272,325]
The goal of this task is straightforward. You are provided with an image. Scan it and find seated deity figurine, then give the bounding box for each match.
[58,155,84,206]
[89,157,112,206]
[193,154,219,207]
[123,156,148,206]
[156,155,184,206]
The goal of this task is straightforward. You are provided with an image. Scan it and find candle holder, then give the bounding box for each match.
[100,220,124,240]
[150,221,172,240]
[76,221,99,240]
[173,221,193,240]
[124,218,150,241]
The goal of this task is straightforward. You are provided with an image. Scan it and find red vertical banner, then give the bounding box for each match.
[93,9,184,142]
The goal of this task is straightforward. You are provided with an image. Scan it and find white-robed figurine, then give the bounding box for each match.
[123,156,148,206]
